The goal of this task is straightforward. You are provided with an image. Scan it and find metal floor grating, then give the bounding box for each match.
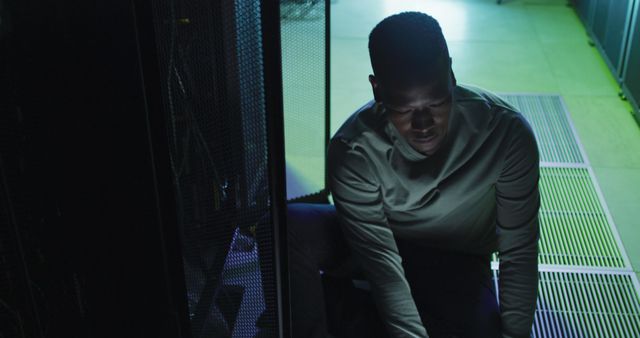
[491,270,640,338]
[491,94,640,336]
[499,94,585,165]
[537,167,626,268]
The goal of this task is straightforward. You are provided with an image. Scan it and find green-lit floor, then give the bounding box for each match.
[327,0,640,336]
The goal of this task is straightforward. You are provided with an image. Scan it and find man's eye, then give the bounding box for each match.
[387,106,410,114]
[431,95,452,107]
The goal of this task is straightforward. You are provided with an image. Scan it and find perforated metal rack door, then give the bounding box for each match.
[280,0,329,201]
[149,0,286,337]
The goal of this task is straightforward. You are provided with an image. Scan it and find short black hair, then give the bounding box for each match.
[368,11,450,86]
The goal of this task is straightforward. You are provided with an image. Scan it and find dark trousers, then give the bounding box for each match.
[287,202,501,338]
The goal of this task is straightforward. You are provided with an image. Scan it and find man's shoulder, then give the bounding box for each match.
[457,84,537,153]
[454,83,529,135]
[455,83,519,114]
[327,99,389,175]
[330,99,386,150]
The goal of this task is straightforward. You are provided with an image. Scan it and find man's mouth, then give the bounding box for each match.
[413,133,437,143]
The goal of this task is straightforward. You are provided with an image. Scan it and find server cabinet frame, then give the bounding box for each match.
[132,0,291,336]
[587,0,637,82]
[622,0,640,121]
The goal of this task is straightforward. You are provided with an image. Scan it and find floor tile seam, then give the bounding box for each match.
[538,38,601,46]
[561,94,629,99]
[582,164,636,270]
[558,96,638,273]
[534,31,621,94]
[535,38,581,93]
[496,7,565,92]
[522,1,550,48]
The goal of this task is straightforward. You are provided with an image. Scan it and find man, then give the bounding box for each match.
[288,11,540,338]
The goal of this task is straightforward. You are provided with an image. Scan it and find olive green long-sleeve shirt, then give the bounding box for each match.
[327,84,540,338]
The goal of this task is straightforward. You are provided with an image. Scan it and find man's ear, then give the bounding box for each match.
[368,74,382,102]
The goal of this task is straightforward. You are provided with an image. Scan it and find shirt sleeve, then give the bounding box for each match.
[495,114,541,338]
[327,139,429,338]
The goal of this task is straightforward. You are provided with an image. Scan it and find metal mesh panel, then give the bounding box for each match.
[150,1,279,336]
[538,167,625,267]
[492,270,640,338]
[280,0,327,200]
[537,271,640,338]
[499,94,584,164]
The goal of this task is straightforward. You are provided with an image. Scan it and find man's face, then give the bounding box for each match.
[370,60,456,157]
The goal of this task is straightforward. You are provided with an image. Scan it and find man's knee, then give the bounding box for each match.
[286,203,352,269]
[286,202,337,243]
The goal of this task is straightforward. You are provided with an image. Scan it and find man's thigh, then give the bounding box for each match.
[399,243,501,338]
[287,202,350,270]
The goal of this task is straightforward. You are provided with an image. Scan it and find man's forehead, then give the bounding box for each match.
[382,74,452,106]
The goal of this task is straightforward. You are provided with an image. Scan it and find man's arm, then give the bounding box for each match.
[327,139,428,338]
[495,114,541,338]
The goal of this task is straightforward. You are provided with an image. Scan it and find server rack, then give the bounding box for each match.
[573,0,640,121]
[0,0,290,336]
[622,0,640,122]
[580,0,636,81]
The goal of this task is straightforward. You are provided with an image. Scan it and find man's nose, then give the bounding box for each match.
[411,109,435,130]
